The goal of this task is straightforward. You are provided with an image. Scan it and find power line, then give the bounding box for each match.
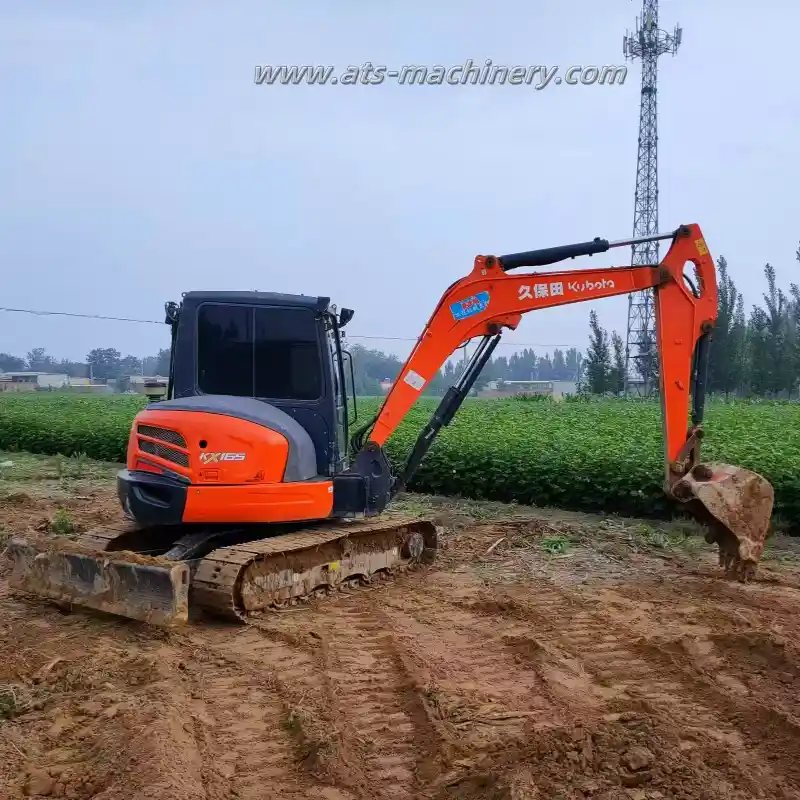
[0,306,162,325]
[0,305,584,349]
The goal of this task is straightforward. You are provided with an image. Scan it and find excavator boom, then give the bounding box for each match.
[366,226,708,470]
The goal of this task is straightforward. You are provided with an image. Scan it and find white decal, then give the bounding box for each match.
[520,282,565,301]
[199,452,246,465]
[567,278,615,293]
[403,369,426,391]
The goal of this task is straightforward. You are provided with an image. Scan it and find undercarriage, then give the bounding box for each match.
[5,516,441,626]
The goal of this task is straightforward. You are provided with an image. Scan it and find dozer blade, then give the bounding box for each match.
[670,462,775,581]
[5,536,190,626]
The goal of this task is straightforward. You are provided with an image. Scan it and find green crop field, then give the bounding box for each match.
[1,392,798,525]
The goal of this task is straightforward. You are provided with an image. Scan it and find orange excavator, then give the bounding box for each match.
[5,223,774,626]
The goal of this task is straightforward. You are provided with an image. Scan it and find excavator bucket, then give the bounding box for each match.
[670,462,775,581]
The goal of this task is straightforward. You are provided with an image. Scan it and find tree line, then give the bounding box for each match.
[0,342,583,397]
[346,343,584,396]
[3,243,797,398]
[0,347,171,392]
[581,244,800,398]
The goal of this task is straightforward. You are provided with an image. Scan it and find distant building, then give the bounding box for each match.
[0,372,69,391]
[0,372,113,393]
[478,379,578,400]
[625,378,649,397]
[127,375,169,395]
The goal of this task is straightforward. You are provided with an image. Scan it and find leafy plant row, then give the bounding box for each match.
[1,393,798,525]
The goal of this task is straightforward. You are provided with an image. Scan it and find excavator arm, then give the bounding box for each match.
[352,223,773,580]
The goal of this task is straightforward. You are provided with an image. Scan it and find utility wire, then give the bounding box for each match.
[0,305,584,349]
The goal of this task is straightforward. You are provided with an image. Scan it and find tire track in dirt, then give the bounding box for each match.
[590,576,800,775]
[612,572,800,635]
[378,586,572,751]
[320,604,438,800]
[421,576,799,797]
[551,584,800,796]
[183,629,323,800]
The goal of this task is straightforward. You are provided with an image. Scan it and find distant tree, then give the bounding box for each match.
[142,349,172,377]
[746,306,771,396]
[551,349,568,380]
[585,311,611,394]
[86,347,122,381]
[57,359,89,378]
[537,353,554,380]
[508,348,537,380]
[565,347,583,381]
[491,355,509,381]
[729,295,747,395]
[0,353,26,372]
[154,348,171,375]
[26,348,57,372]
[633,328,659,392]
[609,331,626,395]
[708,256,746,397]
[347,344,403,396]
[117,355,142,377]
[762,263,795,396]
[423,368,448,396]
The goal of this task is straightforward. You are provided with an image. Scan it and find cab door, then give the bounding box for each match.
[326,326,348,472]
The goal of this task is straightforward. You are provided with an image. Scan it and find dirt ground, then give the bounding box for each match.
[2,452,800,800]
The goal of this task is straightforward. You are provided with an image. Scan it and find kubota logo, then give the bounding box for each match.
[568,278,615,293]
[199,452,246,464]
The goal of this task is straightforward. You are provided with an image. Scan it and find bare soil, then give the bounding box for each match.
[3,452,800,800]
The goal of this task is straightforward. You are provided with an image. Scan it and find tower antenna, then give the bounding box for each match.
[623,1,682,396]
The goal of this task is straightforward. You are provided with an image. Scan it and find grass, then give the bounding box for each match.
[49,508,76,536]
[0,449,119,485]
[0,684,31,722]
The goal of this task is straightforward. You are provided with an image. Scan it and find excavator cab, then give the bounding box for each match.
[160,291,354,480]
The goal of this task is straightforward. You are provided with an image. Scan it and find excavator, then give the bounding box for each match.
[5,223,774,626]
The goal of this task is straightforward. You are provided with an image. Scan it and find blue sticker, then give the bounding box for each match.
[450,290,490,321]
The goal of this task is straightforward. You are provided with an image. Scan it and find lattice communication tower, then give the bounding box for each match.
[623,1,681,396]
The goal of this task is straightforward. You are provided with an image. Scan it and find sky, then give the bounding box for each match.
[1,1,798,365]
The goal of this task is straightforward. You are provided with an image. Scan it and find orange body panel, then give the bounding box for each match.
[126,408,334,523]
[128,409,291,484]
[182,481,333,524]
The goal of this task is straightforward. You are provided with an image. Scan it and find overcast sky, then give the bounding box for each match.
[1,1,797,364]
